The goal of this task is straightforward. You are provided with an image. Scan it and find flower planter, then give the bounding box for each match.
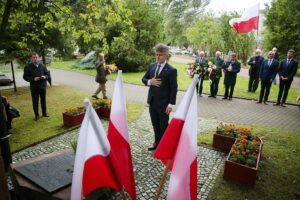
[97,107,111,119]
[223,138,263,186]
[212,133,236,152]
[62,112,85,127]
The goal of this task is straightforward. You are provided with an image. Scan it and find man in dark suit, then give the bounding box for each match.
[248,49,264,92]
[195,51,207,97]
[23,52,49,121]
[222,53,241,100]
[257,51,279,105]
[209,51,224,98]
[142,44,178,151]
[274,49,298,107]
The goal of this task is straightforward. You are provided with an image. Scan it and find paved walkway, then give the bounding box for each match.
[5,68,300,132]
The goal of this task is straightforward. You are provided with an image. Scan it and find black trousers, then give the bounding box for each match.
[149,105,169,146]
[224,83,235,99]
[210,78,220,96]
[196,78,204,95]
[277,80,292,104]
[259,79,272,102]
[30,87,47,116]
[248,75,259,92]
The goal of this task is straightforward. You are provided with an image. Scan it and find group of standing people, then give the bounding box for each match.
[248,48,298,106]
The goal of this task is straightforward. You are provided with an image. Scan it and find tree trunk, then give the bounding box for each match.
[0,0,15,37]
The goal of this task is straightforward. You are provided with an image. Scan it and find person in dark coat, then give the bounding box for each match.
[195,51,207,97]
[142,44,178,151]
[23,52,49,121]
[257,51,279,105]
[92,53,111,99]
[274,49,299,107]
[248,49,264,92]
[222,53,241,100]
[209,51,224,98]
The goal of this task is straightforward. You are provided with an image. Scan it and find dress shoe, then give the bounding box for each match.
[43,113,50,117]
[273,103,280,106]
[256,101,262,104]
[280,104,286,107]
[222,97,227,100]
[103,96,108,99]
[148,146,157,151]
[199,94,203,97]
[228,97,232,101]
[34,115,39,121]
[263,101,268,105]
[92,95,99,99]
[212,96,217,98]
[208,95,213,98]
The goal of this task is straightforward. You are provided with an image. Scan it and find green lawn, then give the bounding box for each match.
[50,60,300,104]
[198,126,300,200]
[2,86,144,152]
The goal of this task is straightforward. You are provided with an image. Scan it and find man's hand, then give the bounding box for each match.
[41,75,46,80]
[150,77,162,87]
[165,106,172,115]
[34,77,41,81]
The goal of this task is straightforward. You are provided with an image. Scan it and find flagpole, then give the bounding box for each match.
[121,188,128,200]
[154,160,172,200]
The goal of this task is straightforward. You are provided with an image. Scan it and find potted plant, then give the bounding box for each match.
[223,135,263,186]
[97,99,112,119]
[62,106,85,127]
[213,122,253,151]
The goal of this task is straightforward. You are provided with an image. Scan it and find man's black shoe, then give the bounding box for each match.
[43,114,50,117]
[34,115,39,121]
[228,97,232,101]
[208,95,213,98]
[263,101,268,105]
[273,103,280,106]
[281,104,286,107]
[222,97,227,100]
[256,101,262,104]
[148,146,157,151]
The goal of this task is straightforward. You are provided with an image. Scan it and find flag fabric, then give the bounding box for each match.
[107,71,136,200]
[154,75,199,200]
[71,99,121,200]
[229,2,259,33]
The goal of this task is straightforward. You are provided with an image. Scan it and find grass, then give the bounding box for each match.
[198,126,300,200]
[50,60,300,104]
[2,86,144,152]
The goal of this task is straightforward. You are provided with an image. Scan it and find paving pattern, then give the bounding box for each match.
[12,110,226,199]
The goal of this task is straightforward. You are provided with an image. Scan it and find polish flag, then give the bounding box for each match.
[71,99,121,200]
[107,71,136,200]
[154,75,199,200]
[229,2,259,33]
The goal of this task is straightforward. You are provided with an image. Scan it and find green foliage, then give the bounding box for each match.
[263,0,300,59]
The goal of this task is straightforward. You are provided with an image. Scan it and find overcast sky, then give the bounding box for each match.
[206,0,272,16]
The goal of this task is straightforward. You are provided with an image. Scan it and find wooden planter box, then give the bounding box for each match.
[62,112,85,127]
[96,107,111,119]
[212,133,236,151]
[223,138,263,186]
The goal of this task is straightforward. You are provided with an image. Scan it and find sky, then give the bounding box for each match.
[206,0,272,16]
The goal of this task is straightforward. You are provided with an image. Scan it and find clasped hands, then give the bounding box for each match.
[150,76,162,87]
[34,76,47,81]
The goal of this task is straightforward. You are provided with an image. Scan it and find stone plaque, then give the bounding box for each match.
[15,151,74,193]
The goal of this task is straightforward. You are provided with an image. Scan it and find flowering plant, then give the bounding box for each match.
[105,64,118,73]
[102,99,112,109]
[229,136,261,168]
[216,122,254,138]
[64,106,85,116]
[91,98,112,109]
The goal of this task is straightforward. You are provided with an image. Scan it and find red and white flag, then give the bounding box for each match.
[229,2,259,33]
[71,99,121,200]
[107,71,136,200]
[154,75,199,200]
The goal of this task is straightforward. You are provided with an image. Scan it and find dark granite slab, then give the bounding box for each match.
[15,151,74,193]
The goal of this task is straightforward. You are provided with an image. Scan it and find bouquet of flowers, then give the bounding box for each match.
[64,106,85,116]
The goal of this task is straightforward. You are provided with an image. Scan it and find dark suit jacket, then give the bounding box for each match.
[214,57,224,78]
[278,59,298,81]
[259,59,279,80]
[248,56,264,78]
[142,63,178,109]
[23,63,48,89]
[222,60,241,85]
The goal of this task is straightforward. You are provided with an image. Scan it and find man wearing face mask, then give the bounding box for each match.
[142,44,178,151]
[274,49,298,107]
[222,53,241,100]
[257,51,279,105]
[248,49,264,93]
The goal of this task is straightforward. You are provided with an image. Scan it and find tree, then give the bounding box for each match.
[263,0,300,59]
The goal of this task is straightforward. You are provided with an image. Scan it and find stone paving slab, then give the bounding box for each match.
[12,109,226,199]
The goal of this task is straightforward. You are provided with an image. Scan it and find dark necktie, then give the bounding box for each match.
[155,64,161,76]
